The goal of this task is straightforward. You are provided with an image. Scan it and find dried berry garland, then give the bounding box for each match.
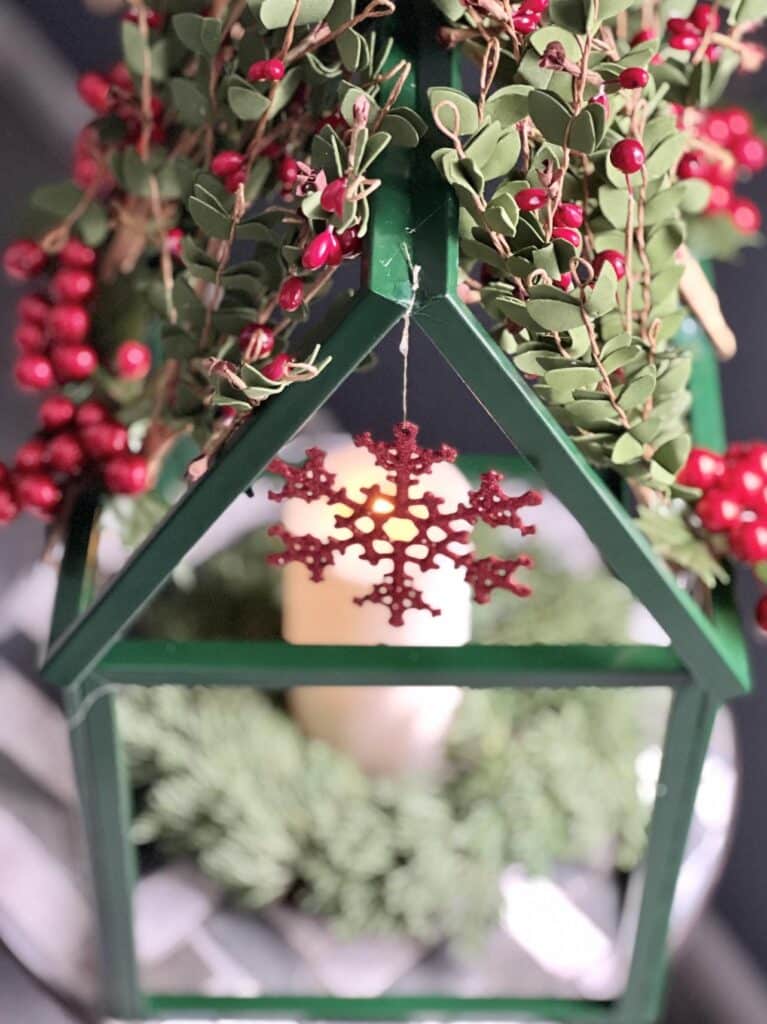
[429,0,767,624]
[268,421,542,625]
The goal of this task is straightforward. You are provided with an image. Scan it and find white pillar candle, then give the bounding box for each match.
[279,437,470,775]
[279,440,473,647]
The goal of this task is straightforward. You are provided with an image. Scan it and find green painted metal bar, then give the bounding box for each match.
[681,315,728,452]
[146,993,616,1022]
[99,638,687,689]
[64,684,142,1019]
[365,30,416,305]
[47,489,100,647]
[413,293,749,701]
[615,684,719,1024]
[677,310,752,690]
[42,291,404,691]
[409,2,461,303]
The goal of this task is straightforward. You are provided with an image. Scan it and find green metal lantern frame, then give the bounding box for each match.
[40,10,751,1024]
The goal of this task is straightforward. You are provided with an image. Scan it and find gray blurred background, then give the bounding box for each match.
[0,2,765,1021]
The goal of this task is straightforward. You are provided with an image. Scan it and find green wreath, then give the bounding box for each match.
[119,529,651,945]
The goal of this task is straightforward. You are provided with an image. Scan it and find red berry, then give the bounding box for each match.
[729,197,762,235]
[0,487,19,524]
[512,13,539,32]
[326,231,343,266]
[47,432,85,476]
[725,107,753,139]
[77,72,113,114]
[123,9,165,29]
[103,453,149,494]
[556,272,573,290]
[50,344,99,383]
[741,446,767,479]
[59,239,97,270]
[51,269,96,304]
[667,17,699,34]
[519,0,548,11]
[247,60,267,82]
[114,339,152,380]
[108,61,133,92]
[211,150,244,177]
[15,439,48,473]
[164,228,184,259]
[14,354,55,391]
[80,421,129,461]
[224,169,247,194]
[261,354,291,381]
[705,44,721,61]
[515,188,548,212]
[707,183,733,214]
[48,304,90,345]
[696,490,742,532]
[279,157,299,186]
[278,277,305,313]
[631,28,656,44]
[704,112,731,145]
[73,155,102,190]
[39,395,76,432]
[733,136,767,173]
[691,3,719,31]
[677,152,705,179]
[553,203,584,229]
[552,226,582,249]
[725,462,765,506]
[618,67,650,89]
[264,58,286,81]
[756,595,767,632]
[14,473,62,514]
[75,400,111,427]
[668,31,701,51]
[593,249,626,280]
[339,226,362,255]
[678,447,726,489]
[3,240,47,282]
[13,322,46,353]
[18,293,50,325]
[731,521,767,563]
[238,324,275,360]
[302,228,340,270]
[320,178,347,217]
[589,92,610,115]
[610,139,646,175]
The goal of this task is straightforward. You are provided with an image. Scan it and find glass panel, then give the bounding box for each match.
[116,684,696,1003]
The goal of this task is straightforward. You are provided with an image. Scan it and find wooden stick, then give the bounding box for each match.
[679,246,737,361]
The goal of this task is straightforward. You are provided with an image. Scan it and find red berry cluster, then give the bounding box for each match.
[665,3,721,57]
[679,443,767,629]
[2,234,153,521]
[77,61,167,148]
[676,106,766,234]
[511,0,550,35]
[6,239,100,392]
[0,398,148,524]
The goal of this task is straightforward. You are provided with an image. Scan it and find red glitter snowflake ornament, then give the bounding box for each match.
[267,421,543,626]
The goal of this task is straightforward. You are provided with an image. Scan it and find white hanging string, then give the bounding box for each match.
[399,245,421,423]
